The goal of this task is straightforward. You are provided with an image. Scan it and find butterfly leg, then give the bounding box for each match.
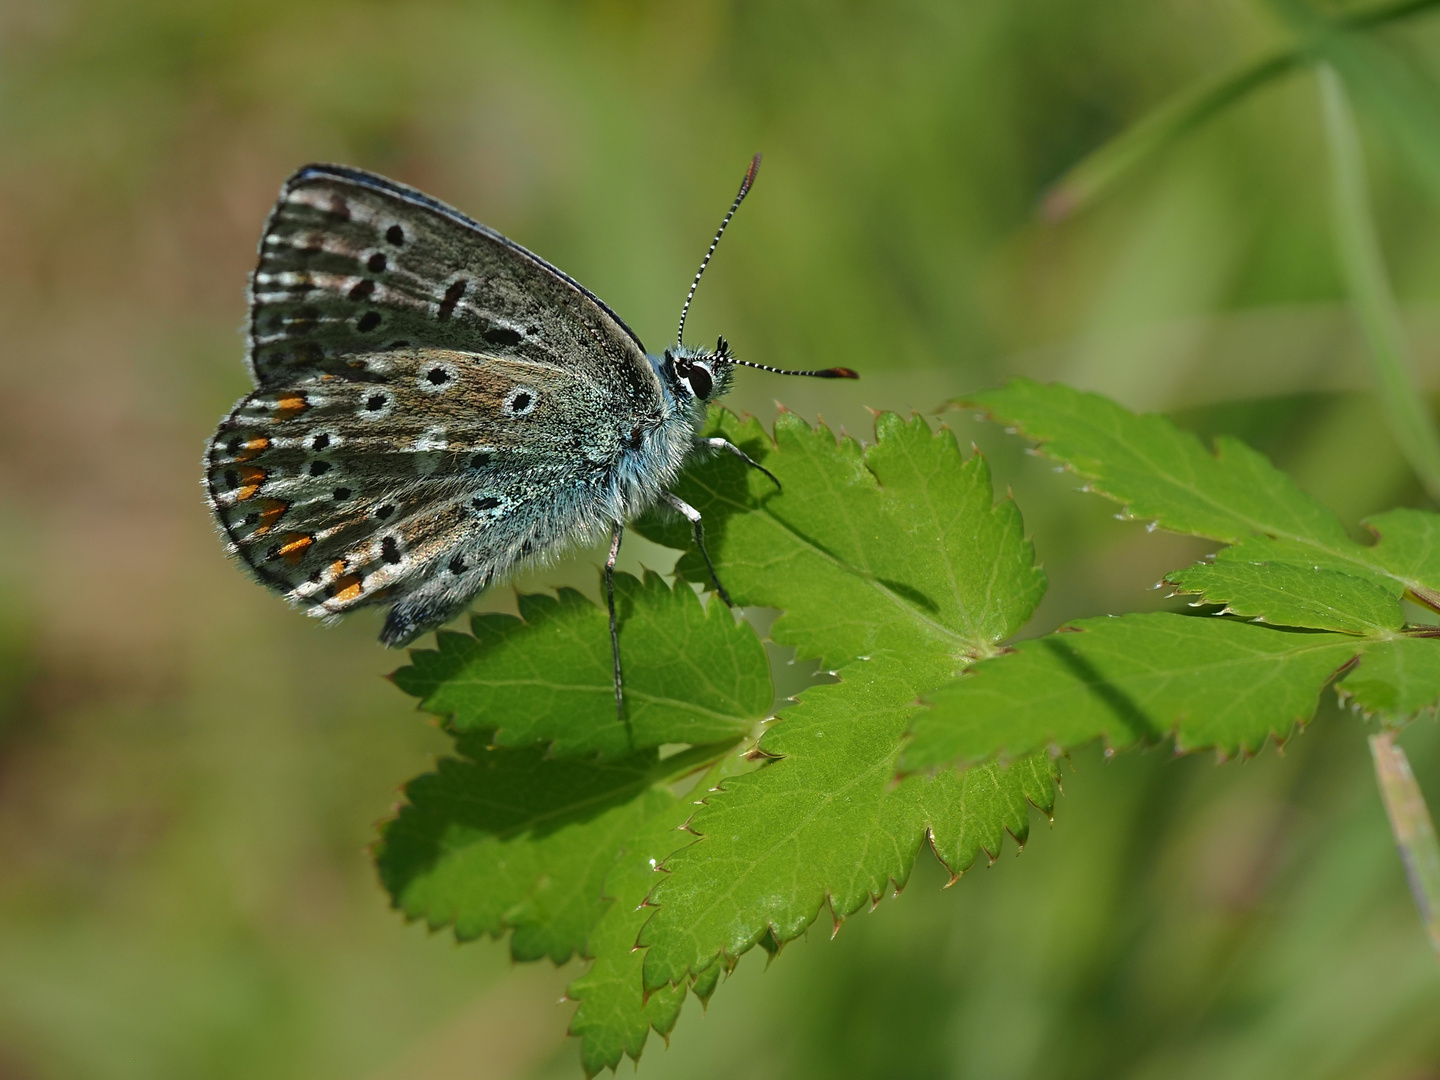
[698,437,781,491]
[605,520,625,721]
[661,491,734,608]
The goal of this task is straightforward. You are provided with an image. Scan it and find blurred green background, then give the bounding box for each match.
[2,0,1439,1076]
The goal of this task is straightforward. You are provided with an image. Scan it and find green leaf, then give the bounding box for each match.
[965,380,1440,606]
[630,411,1057,990]
[639,654,1059,990]
[382,407,1065,1066]
[967,379,1349,547]
[639,410,1046,671]
[1339,636,1440,721]
[376,734,734,964]
[392,571,770,757]
[566,756,739,1077]
[1166,560,1403,634]
[1362,509,1440,607]
[903,613,1364,770]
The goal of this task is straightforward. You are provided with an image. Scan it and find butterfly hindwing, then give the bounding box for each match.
[248,164,658,414]
[204,349,634,639]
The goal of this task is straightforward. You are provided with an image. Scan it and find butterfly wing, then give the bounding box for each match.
[206,348,642,644]
[208,165,676,645]
[248,163,657,404]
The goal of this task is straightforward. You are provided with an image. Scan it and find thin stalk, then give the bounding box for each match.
[1369,732,1440,963]
[1319,65,1440,502]
[1041,0,1440,221]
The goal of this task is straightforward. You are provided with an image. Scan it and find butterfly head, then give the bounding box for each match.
[661,335,858,410]
[664,155,858,411]
[662,338,735,405]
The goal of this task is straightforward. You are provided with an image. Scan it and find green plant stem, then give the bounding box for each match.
[1368,731,1440,963]
[1318,65,1440,502]
[1041,0,1440,221]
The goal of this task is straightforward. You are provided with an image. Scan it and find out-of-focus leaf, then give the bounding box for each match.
[1274,0,1440,202]
[904,613,1362,770]
[1317,62,1440,501]
[392,571,769,758]
[1042,0,1440,219]
[1167,560,1403,634]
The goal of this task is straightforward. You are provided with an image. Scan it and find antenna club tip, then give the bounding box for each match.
[817,367,860,380]
[742,153,762,194]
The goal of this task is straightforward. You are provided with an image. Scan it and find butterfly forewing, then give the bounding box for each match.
[248,164,655,405]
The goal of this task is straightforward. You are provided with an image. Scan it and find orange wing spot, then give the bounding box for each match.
[275,533,314,564]
[330,574,364,603]
[235,436,270,462]
[235,466,267,500]
[274,393,309,421]
[252,499,289,535]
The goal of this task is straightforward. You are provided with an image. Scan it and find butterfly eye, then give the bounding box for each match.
[686,364,713,400]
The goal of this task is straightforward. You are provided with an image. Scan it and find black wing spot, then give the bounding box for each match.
[438,279,467,320]
[386,224,405,245]
[426,367,451,385]
[226,436,242,455]
[375,504,395,520]
[367,252,387,273]
[504,389,535,417]
[223,469,238,490]
[348,279,376,302]
[311,434,330,451]
[472,496,500,512]
[447,554,466,575]
[309,460,331,477]
[365,393,388,412]
[470,452,491,469]
[332,487,352,501]
[243,513,259,526]
[483,325,523,348]
[357,311,382,332]
[381,536,402,564]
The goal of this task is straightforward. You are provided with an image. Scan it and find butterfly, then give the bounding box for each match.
[203,153,856,714]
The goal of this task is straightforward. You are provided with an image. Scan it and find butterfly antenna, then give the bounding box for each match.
[677,153,762,350]
[729,356,860,380]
